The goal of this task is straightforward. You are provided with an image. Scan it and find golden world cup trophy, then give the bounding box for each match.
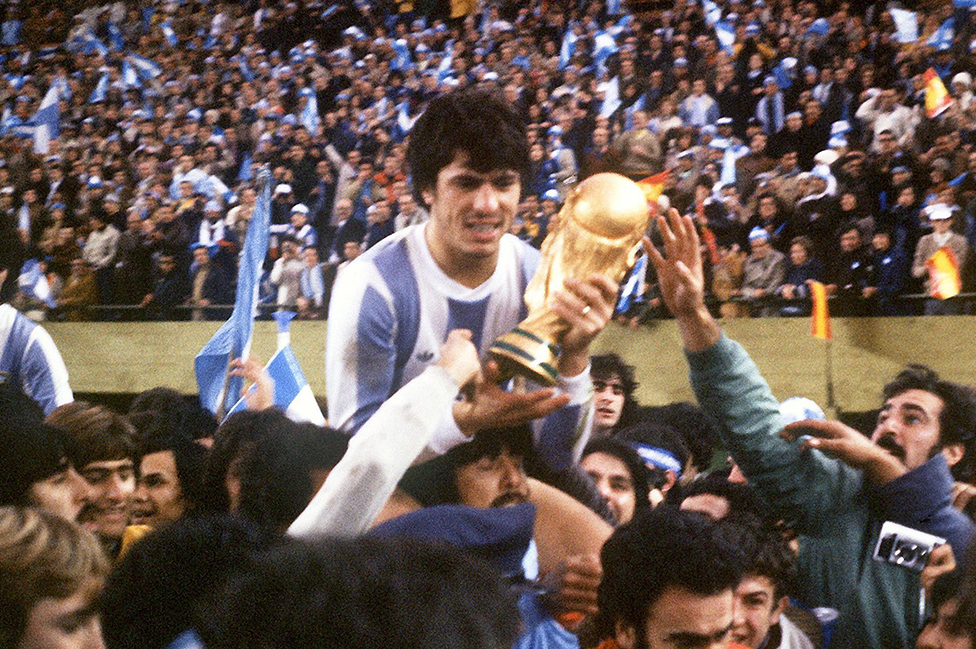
[488,172,653,385]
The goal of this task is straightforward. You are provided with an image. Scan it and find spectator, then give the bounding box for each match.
[269,236,303,311]
[740,227,787,317]
[580,437,652,525]
[47,402,139,560]
[913,204,971,316]
[188,245,232,321]
[777,236,825,317]
[864,227,909,317]
[0,506,108,649]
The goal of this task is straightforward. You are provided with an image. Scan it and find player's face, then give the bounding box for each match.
[422,152,521,262]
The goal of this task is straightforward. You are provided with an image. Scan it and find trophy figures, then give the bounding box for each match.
[488,173,652,385]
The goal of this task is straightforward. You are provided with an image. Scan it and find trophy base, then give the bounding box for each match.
[487,328,560,387]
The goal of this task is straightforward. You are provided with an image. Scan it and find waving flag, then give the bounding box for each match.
[715,20,736,54]
[237,150,253,182]
[636,171,668,210]
[926,246,962,300]
[889,9,918,43]
[809,281,831,340]
[121,60,141,89]
[31,83,60,154]
[615,253,647,315]
[195,169,272,416]
[925,68,953,118]
[107,23,125,51]
[160,21,179,47]
[128,54,162,81]
[18,259,56,308]
[600,76,621,117]
[225,312,326,424]
[89,72,109,103]
[559,26,578,68]
[926,17,955,50]
[80,31,108,56]
[299,87,319,135]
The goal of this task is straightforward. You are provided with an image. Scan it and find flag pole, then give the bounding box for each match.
[825,338,835,412]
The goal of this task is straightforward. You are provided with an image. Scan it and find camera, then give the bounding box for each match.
[872,521,945,572]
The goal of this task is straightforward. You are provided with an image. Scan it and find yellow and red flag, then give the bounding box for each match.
[926,246,962,299]
[636,171,669,214]
[809,281,831,340]
[924,68,953,119]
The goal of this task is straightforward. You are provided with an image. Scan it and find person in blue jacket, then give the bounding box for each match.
[645,208,975,649]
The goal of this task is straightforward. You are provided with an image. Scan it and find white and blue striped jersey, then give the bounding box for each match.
[326,224,593,466]
[0,304,73,415]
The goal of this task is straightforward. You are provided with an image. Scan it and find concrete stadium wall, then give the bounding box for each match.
[47,316,976,414]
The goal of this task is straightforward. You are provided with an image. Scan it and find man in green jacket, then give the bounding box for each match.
[644,209,975,649]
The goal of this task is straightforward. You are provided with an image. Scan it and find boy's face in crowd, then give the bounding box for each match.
[916,597,973,649]
[422,152,520,262]
[15,580,105,649]
[28,465,91,522]
[77,459,137,542]
[454,446,529,509]
[593,374,626,430]
[132,450,184,528]
[581,451,637,524]
[617,586,735,649]
[731,575,786,649]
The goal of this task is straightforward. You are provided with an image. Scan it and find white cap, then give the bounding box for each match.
[291,203,309,214]
[274,183,293,195]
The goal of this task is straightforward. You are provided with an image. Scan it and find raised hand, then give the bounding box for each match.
[643,208,705,319]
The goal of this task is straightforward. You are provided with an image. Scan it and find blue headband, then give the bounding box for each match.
[631,443,683,477]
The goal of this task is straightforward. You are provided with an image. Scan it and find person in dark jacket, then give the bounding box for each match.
[864,228,908,316]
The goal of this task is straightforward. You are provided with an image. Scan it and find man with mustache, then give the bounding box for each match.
[646,209,975,649]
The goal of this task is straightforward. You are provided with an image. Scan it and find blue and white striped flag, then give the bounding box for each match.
[237,150,253,182]
[702,0,722,26]
[128,54,162,80]
[107,23,125,51]
[593,30,618,73]
[600,76,621,117]
[89,73,109,103]
[890,9,918,44]
[160,21,179,47]
[121,60,141,89]
[225,311,326,424]
[80,31,109,56]
[195,169,272,416]
[615,253,647,314]
[721,145,737,186]
[558,25,577,68]
[206,174,235,204]
[927,17,955,50]
[715,20,736,54]
[237,56,254,81]
[18,259,56,308]
[299,87,319,135]
[32,83,60,154]
[391,38,411,70]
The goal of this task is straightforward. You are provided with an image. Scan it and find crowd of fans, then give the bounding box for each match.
[3,2,976,649]
[2,0,976,321]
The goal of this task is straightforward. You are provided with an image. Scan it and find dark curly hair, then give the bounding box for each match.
[406,84,530,209]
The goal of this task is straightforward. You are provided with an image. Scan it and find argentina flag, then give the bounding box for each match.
[224,312,326,425]
[195,169,272,416]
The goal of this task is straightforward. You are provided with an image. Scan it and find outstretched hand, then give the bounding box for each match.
[453,359,571,438]
[781,419,907,484]
[643,208,706,319]
[643,208,720,352]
